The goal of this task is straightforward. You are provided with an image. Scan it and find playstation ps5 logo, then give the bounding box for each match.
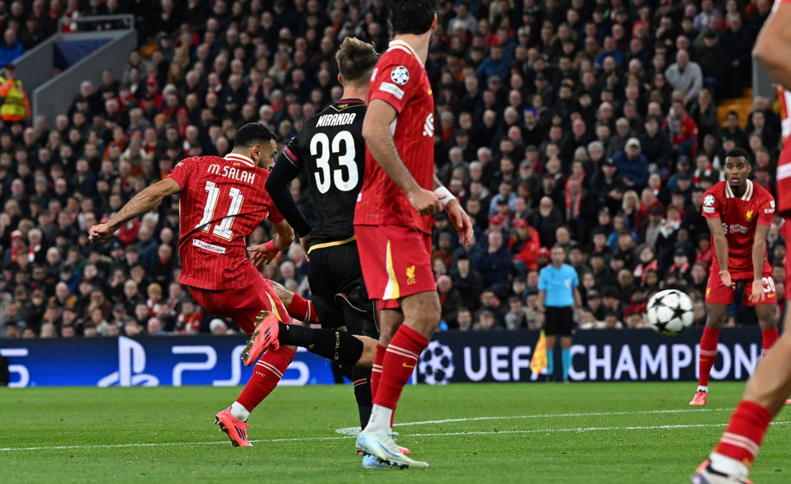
[98,337,159,387]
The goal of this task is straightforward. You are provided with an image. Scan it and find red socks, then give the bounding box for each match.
[236,347,296,412]
[287,293,319,325]
[698,326,720,387]
[373,325,428,411]
[370,344,385,400]
[714,400,773,467]
[762,328,779,357]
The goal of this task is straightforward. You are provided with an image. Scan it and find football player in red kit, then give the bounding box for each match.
[692,1,791,482]
[89,124,377,447]
[353,0,473,469]
[691,148,778,407]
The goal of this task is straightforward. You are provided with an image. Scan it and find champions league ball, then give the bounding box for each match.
[418,341,455,385]
[646,289,694,336]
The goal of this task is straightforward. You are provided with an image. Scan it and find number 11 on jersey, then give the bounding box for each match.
[196,181,244,240]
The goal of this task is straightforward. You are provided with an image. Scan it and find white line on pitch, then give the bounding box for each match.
[334,408,731,435]
[5,415,785,453]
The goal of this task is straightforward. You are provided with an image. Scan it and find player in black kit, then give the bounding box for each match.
[266,38,382,431]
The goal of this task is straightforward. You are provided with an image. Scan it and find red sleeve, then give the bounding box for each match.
[168,157,192,189]
[757,195,775,226]
[701,190,721,219]
[368,57,420,114]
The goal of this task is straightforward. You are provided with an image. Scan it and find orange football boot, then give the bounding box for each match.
[214,407,252,447]
[242,311,280,366]
[690,391,708,406]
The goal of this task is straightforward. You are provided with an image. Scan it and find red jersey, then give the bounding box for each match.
[354,40,436,234]
[167,153,283,290]
[702,180,775,277]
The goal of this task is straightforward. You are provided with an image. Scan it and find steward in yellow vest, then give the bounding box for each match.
[0,64,30,122]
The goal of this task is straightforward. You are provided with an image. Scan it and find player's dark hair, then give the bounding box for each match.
[336,37,380,84]
[233,123,276,149]
[387,0,438,35]
[724,148,751,164]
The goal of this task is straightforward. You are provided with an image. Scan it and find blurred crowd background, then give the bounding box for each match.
[0,0,785,339]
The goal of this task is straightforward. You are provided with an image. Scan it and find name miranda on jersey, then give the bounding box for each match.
[315,112,357,127]
[207,164,256,184]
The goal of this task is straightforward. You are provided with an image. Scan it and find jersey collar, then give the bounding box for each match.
[725,179,753,201]
[388,40,422,66]
[224,153,255,168]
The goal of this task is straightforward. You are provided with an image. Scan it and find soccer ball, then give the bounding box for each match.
[418,341,455,385]
[646,289,694,336]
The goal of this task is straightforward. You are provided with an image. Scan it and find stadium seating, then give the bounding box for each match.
[0,0,783,339]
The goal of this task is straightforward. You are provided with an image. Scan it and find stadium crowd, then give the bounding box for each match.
[0,0,786,339]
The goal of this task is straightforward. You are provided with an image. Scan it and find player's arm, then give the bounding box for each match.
[706,217,734,288]
[266,151,313,238]
[537,289,546,313]
[433,174,473,244]
[750,223,771,303]
[753,2,791,89]
[573,287,582,309]
[89,178,181,242]
[248,219,295,266]
[362,99,441,215]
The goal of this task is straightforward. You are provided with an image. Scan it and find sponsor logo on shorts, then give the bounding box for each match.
[706,287,711,300]
[193,239,226,254]
[406,265,417,285]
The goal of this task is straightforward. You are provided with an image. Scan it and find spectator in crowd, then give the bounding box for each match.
[0,29,24,68]
[665,49,703,103]
[614,138,650,193]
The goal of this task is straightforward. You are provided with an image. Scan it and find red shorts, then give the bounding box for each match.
[188,273,290,336]
[705,265,776,306]
[355,224,435,310]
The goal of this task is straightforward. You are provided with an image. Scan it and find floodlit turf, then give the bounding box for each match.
[1,383,789,483]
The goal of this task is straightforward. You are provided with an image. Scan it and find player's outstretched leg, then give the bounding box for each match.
[356,293,436,469]
[692,304,727,405]
[691,323,791,482]
[219,345,298,446]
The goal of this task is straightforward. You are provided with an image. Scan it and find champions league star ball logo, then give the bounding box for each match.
[390,66,410,86]
[418,341,455,385]
[704,195,715,207]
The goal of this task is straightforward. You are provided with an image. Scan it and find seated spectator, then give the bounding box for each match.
[209,318,229,335]
[474,230,512,296]
[664,99,699,158]
[510,219,540,272]
[432,274,460,325]
[0,29,24,68]
[614,138,649,192]
[474,310,500,331]
[456,308,474,332]
[504,296,528,330]
[664,49,703,103]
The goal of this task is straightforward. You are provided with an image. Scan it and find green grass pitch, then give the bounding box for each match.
[1,382,789,483]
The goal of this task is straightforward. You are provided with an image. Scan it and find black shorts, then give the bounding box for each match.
[307,241,378,338]
[544,307,574,337]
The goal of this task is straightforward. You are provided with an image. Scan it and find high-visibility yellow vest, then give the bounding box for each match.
[0,77,30,121]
